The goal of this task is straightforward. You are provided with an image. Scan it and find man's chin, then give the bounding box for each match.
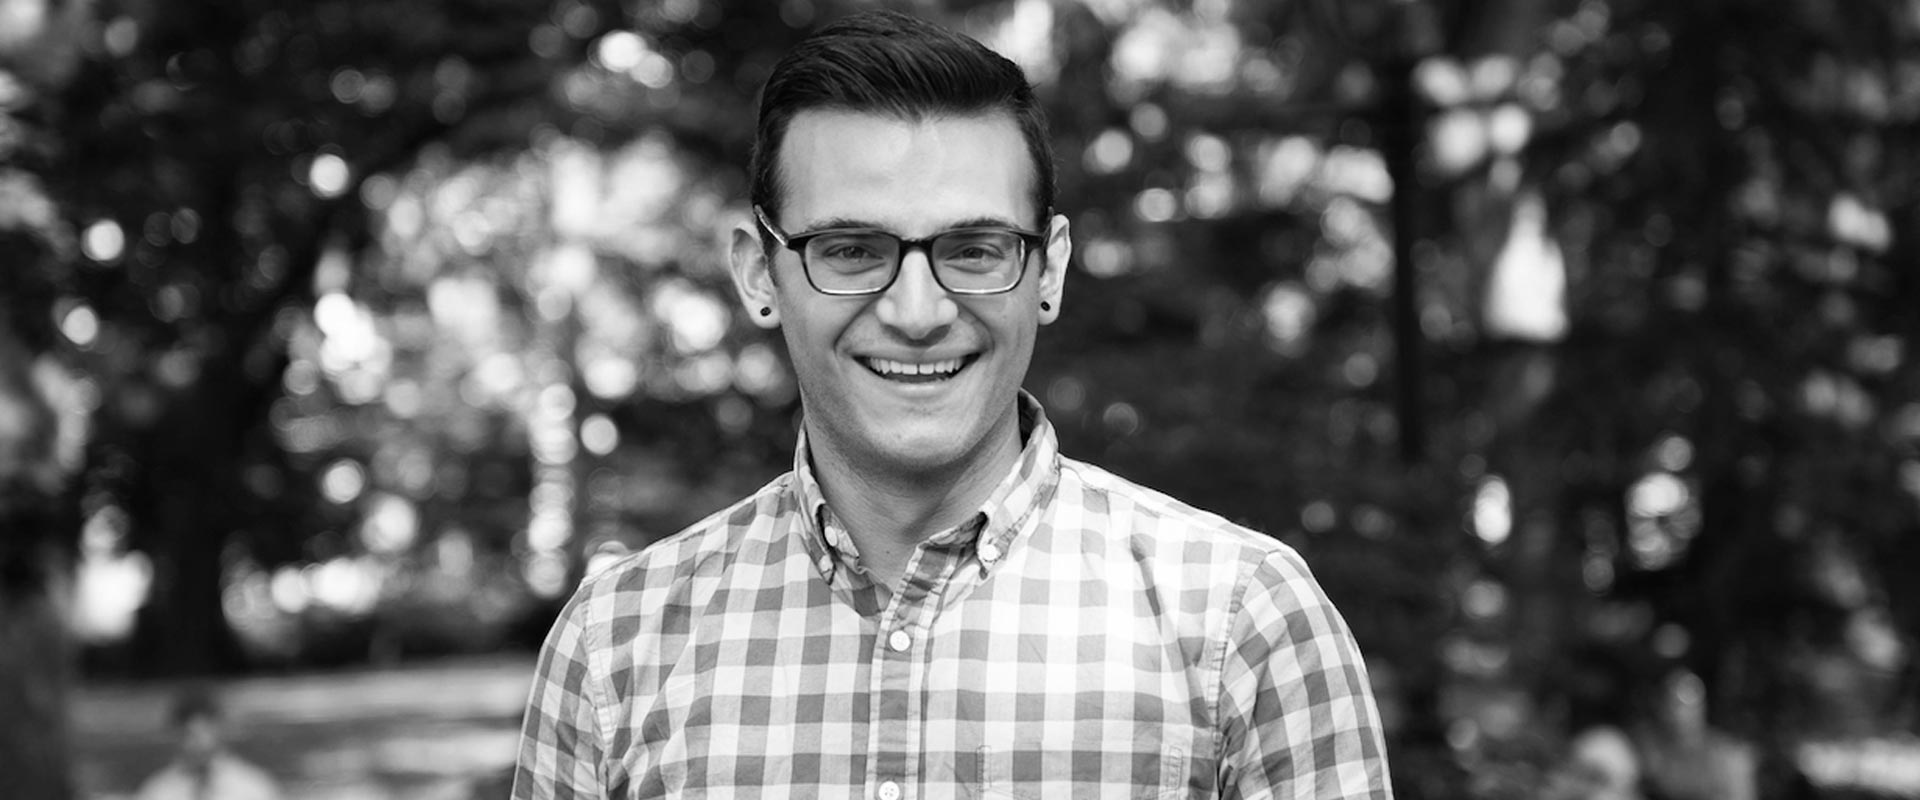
[861,416,1022,479]
[867,435,973,475]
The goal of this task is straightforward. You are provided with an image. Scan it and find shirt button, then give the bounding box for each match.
[887,629,912,652]
[878,781,901,800]
[978,542,1002,563]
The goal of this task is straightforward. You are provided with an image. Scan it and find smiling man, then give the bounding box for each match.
[513,10,1391,800]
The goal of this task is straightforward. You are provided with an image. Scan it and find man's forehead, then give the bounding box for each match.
[775,108,1037,227]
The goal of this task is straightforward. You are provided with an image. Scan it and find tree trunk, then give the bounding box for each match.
[0,272,76,798]
[125,356,253,676]
[0,562,76,800]
[0,332,79,800]
[1380,55,1428,466]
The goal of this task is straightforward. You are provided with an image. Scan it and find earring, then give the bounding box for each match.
[1040,301,1051,311]
[759,307,772,317]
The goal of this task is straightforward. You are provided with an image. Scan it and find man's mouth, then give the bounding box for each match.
[858,356,974,383]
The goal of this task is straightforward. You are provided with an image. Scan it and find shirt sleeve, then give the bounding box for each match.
[513,585,610,800]
[132,768,175,800]
[228,756,285,800]
[1216,549,1393,800]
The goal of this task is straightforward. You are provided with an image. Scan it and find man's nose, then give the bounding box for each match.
[874,247,959,339]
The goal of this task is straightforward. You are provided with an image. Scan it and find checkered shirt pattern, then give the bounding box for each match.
[514,394,1392,800]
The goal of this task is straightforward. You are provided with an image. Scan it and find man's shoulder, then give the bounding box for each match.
[566,472,796,605]
[1055,455,1295,563]
[134,764,189,800]
[212,754,282,798]
[136,757,281,800]
[1052,456,1339,632]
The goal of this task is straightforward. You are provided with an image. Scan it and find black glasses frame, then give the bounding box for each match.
[754,205,1049,296]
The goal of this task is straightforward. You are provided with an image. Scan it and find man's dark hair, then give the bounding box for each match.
[169,683,222,728]
[749,9,1055,229]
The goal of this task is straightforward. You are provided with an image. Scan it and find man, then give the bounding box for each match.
[514,10,1391,799]
[135,686,283,800]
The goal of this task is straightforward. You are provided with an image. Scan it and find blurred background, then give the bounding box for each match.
[1,0,1917,797]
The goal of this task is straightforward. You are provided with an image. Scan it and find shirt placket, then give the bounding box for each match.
[864,539,965,800]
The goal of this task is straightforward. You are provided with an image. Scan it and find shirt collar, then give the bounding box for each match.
[791,390,1061,582]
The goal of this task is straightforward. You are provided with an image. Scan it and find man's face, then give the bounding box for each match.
[733,109,1068,479]
[181,713,221,766]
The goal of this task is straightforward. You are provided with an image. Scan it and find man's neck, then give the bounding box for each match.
[806,412,1023,590]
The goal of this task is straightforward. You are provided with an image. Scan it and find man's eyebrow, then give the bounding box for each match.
[797,216,886,232]
[797,215,1029,233]
[943,216,1028,230]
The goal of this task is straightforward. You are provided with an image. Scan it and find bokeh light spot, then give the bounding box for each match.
[1046,376,1086,413]
[59,303,100,347]
[1415,56,1470,105]
[1101,401,1142,436]
[359,494,419,554]
[1653,434,1694,472]
[1185,133,1230,171]
[1343,352,1379,387]
[1129,103,1169,140]
[82,219,125,262]
[1472,475,1512,546]
[595,30,644,72]
[1081,238,1133,278]
[1259,282,1315,354]
[524,551,570,598]
[1085,128,1134,174]
[1463,578,1509,620]
[103,16,140,57]
[715,395,753,436]
[1301,501,1336,533]
[310,152,351,198]
[653,282,730,353]
[732,342,788,399]
[271,566,311,614]
[321,459,367,504]
[1134,188,1178,223]
[580,413,619,456]
[1629,472,1689,518]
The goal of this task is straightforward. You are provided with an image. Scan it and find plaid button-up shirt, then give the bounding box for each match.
[514,395,1391,800]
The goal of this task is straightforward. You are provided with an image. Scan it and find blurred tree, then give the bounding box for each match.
[2,0,97,795]
[1512,0,1920,753]
[1004,0,1920,795]
[9,0,805,676]
[8,0,1920,796]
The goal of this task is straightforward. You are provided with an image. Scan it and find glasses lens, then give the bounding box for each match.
[805,233,900,292]
[933,231,1024,291]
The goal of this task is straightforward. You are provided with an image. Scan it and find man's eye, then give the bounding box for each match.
[950,245,1000,260]
[814,236,890,263]
[939,234,1015,263]
[822,244,876,260]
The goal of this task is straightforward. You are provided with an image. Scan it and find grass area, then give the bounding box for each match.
[72,655,535,800]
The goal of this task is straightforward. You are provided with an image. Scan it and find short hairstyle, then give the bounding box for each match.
[169,683,222,728]
[749,9,1055,228]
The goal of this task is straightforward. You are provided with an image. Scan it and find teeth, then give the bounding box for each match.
[865,357,965,377]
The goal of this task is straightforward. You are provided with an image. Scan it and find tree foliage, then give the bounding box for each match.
[4,0,1919,797]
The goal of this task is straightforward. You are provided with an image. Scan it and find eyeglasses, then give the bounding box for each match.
[754,206,1047,296]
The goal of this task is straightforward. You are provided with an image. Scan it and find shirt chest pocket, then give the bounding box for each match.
[974,741,1190,800]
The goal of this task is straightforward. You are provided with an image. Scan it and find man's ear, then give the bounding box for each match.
[1037,213,1070,325]
[729,220,781,329]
